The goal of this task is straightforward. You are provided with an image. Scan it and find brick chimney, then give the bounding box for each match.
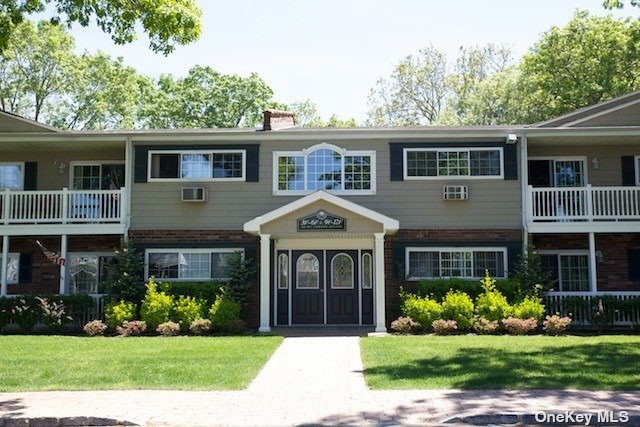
[263,109,296,131]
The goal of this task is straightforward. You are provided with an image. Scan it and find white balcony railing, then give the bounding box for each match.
[527,185,640,223]
[1,188,126,225]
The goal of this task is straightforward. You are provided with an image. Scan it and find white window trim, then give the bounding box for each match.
[0,161,25,190]
[147,150,247,182]
[145,248,244,281]
[635,155,640,186]
[67,252,116,295]
[539,250,590,292]
[0,252,20,284]
[403,147,504,180]
[405,246,508,281]
[273,142,377,196]
[330,252,355,289]
[528,156,588,187]
[69,161,125,189]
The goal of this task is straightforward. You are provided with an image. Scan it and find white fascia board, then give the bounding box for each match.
[244,190,399,235]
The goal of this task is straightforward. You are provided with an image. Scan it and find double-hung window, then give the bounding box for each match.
[146,249,244,281]
[148,150,246,181]
[540,251,590,292]
[404,148,503,179]
[0,163,23,190]
[0,253,19,284]
[274,143,376,195]
[406,247,507,280]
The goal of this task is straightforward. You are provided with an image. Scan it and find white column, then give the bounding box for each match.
[374,232,387,333]
[258,234,271,333]
[59,234,68,294]
[588,232,598,294]
[1,235,8,296]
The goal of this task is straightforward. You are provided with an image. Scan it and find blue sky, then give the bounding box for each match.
[57,0,634,123]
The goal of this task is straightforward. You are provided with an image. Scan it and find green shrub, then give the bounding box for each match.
[9,298,38,332]
[223,252,257,307]
[475,272,512,322]
[36,297,71,330]
[140,278,174,330]
[104,242,145,304]
[416,278,521,303]
[162,281,221,307]
[441,291,474,330]
[513,296,545,321]
[173,296,205,332]
[220,319,246,335]
[104,300,136,330]
[209,295,241,331]
[401,293,442,332]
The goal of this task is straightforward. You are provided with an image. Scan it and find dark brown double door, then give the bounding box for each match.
[290,250,366,325]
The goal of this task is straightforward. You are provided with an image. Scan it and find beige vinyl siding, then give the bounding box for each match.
[573,103,640,127]
[2,148,124,190]
[528,144,640,186]
[130,138,522,230]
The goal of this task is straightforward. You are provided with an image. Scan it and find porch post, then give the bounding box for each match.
[588,232,598,293]
[59,234,68,294]
[123,136,133,241]
[374,232,387,333]
[1,235,8,296]
[259,233,271,332]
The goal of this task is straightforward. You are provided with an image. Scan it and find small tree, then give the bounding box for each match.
[104,241,145,304]
[222,252,256,306]
[514,245,551,297]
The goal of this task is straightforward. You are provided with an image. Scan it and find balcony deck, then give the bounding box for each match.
[0,188,127,236]
[526,185,640,233]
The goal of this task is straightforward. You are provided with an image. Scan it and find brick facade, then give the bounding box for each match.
[532,233,640,291]
[130,229,260,328]
[384,228,523,326]
[6,235,122,295]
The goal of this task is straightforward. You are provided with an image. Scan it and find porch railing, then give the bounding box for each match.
[1,188,126,225]
[527,185,640,222]
[543,292,640,326]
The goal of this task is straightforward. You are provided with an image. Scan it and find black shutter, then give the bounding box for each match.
[134,146,148,183]
[23,162,37,190]
[389,144,404,181]
[504,145,518,180]
[628,249,640,281]
[507,244,523,276]
[391,244,405,279]
[18,253,32,284]
[245,146,259,182]
[622,156,636,186]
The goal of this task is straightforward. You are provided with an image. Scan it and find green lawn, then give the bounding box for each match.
[361,335,640,390]
[0,335,283,391]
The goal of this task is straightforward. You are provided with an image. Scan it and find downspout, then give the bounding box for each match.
[520,131,529,250]
[124,136,133,242]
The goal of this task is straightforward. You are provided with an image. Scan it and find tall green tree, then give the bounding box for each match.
[0,0,201,55]
[519,11,640,122]
[138,66,278,129]
[367,45,449,126]
[289,99,358,127]
[0,20,74,121]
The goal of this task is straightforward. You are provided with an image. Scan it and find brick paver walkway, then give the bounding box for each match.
[1,336,639,425]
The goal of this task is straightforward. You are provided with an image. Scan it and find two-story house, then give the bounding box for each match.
[1,91,639,331]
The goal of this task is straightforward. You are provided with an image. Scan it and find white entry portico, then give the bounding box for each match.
[244,191,399,333]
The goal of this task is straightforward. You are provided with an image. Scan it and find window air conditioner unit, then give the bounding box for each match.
[181,187,206,202]
[443,185,468,201]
